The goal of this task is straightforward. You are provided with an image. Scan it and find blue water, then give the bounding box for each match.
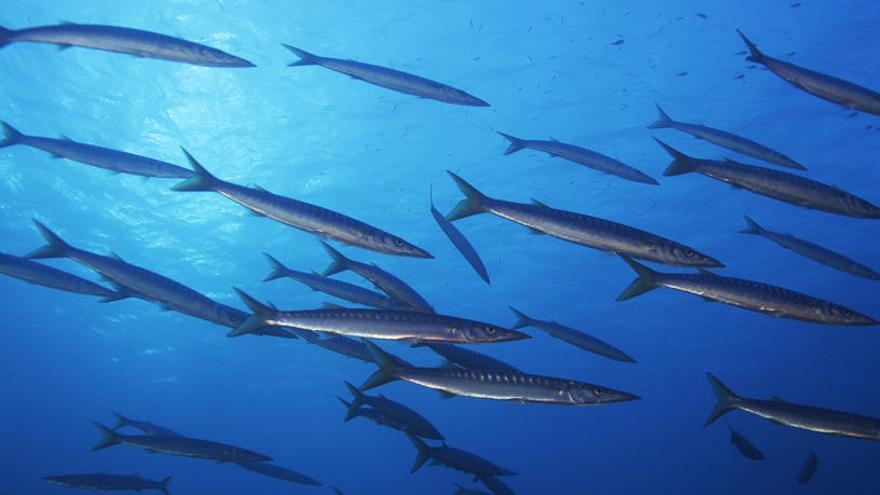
[2,1,880,493]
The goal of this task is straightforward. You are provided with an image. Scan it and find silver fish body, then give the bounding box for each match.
[44,473,171,494]
[648,105,804,170]
[343,381,444,440]
[657,140,880,219]
[0,23,254,67]
[617,256,877,326]
[738,30,880,116]
[91,423,271,462]
[236,462,321,486]
[321,242,434,312]
[498,132,659,184]
[263,253,405,309]
[740,216,880,280]
[405,433,516,477]
[0,122,194,178]
[361,341,638,406]
[706,373,880,441]
[173,150,431,258]
[283,44,488,107]
[0,252,122,300]
[445,171,722,268]
[430,189,490,284]
[509,307,635,363]
[232,289,528,344]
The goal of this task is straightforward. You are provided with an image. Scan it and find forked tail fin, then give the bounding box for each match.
[647,104,675,129]
[654,138,697,177]
[616,256,661,301]
[704,372,741,427]
[445,171,490,222]
[359,341,405,391]
[90,422,122,452]
[497,132,528,155]
[282,44,321,66]
[26,220,74,259]
[404,432,431,473]
[172,148,220,192]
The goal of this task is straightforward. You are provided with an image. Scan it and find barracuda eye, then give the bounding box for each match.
[485,326,496,335]
[593,387,606,397]
[393,238,405,247]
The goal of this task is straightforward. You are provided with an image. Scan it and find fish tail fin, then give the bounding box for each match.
[110,411,128,430]
[26,220,73,259]
[704,372,740,427]
[262,253,289,282]
[359,340,403,391]
[507,306,533,330]
[343,381,364,421]
[282,44,320,66]
[228,288,272,337]
[616,256,660,301]
[404,432,431,473]
[0,26,13,49]
[648,104,674,129]
[172,148,219,192]
[736,29,765,62]
[445,171,489,221]
[497,132,527,155]
[90,422,121,452]
[739,215,764,235]
[320,241,350,276]
[654,138,696,176]
[98,281,134,303]
[0,121,24,148]
[158,476,171,495]
[337,396,358,420]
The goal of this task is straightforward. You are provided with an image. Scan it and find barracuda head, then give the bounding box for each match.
[191,45,255,67]
[372,232,433,259]
[565,383,640,405]
[659,243,725,268]
[822,303,878,326]
[456,322,530,344]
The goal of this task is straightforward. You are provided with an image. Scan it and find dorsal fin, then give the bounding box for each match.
[530,198,550,208]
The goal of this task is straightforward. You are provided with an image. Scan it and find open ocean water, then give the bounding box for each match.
[1,1,879,493]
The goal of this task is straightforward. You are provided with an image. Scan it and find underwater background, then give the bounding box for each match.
[2,0,879,493]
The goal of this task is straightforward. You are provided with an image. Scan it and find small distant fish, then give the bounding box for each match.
[737,30,880,116]
[445,171,722,268]
[0,22,254,67]
[360,341,639,405]
[617,256,877,325]
[405,433,517,478]
[173,149,431,259]
[0,252,126,301]
[338,396,415,434]
[111,412,181,437]
[343,381,444,439]
[0,122,194,178]
[676,71,688,77]
[231,289,528,344]
[728,425,765,460]
[236,462,321,486]
[281,44,489,107]
[696,13,708,19]
[321,242,434,312]
[799,451,818,485]
[706,373,880,440]
[655,140,880,219]
[498,132,658,185]
[430,188,490,284]
[263,253,406,310]
[509,307,635,363]
[91,423,271,463]
[414,343,520,373]
[740,216,880,280]
[734,74,744,80]
[454,483,492,495]
[649,105,805,170]
[610,39,625,46]
[43,473,171,494]
[476,475,516,495]
[791,2,801,7]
